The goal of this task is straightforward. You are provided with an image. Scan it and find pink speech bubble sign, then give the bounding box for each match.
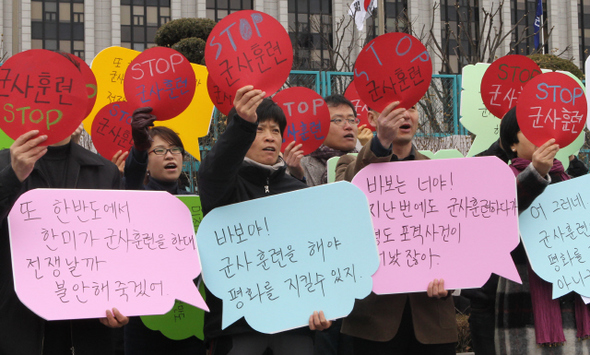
[204,10,293,98]
[480,55,542,119]
[516,72,587,148]
[124,47,196,121]
[0,49,89,145]
[344,81,373,132]
[351,156,522,294]
[91,102,135,160]
[207,75,234,116]
[273,87,331,155]
[353,33,432,114]
[8,189,208,320]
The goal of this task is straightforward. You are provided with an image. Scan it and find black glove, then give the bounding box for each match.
[131,107,157,151]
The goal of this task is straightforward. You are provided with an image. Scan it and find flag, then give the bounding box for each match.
[348,0,378,31]
[534,0,543,50]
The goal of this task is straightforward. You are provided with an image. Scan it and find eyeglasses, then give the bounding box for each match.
[149,147,183,156]
[330,117,360,126]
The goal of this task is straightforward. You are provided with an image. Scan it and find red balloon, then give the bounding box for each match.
[344,81,373,132]
[516,72,586,148]
[0,49,89,145]
[481,55,541,119]
[273,87,331,155]
[91,102,135,160]
[205,10,293,99]
[66,53,97,118]
[353,33,432,113]
[207,75,234,116]
[124,47,196,121]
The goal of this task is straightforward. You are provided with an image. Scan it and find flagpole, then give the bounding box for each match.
[378,0,385,36]
[540,10,545,54]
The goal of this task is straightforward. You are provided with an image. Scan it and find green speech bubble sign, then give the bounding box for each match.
[141,195,206,340]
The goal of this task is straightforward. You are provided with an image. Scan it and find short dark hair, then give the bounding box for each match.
[149,126,185,154]
[324,94,357,117]
[499,106,520,160]
[227,97,287,137]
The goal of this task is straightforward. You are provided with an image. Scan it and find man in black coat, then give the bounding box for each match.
[0,130,128,355]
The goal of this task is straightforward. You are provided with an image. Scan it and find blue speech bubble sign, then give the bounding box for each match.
[520,174,590,299]
[196,181,379,334]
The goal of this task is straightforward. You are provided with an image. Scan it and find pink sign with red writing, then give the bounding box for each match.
[273,87,331,155]
[353,33,432,113]
[516,72,587,147]
[481,55,541,119]
[0,49,89,145]
[8,188,208,321]
[124,47,196,121]
[205,10,293,98]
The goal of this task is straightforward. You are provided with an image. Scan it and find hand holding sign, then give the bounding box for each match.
[516,72,587,147]
[351,156,521,294]
[353,33,432,113]
[480,55,541,119]
[197,182,378,334]
[8,189,208,320]
[520,174,590,298]
[0,50,89,145]
[273,87,331,155]
[124,47,196,121]
[205,10,293,98]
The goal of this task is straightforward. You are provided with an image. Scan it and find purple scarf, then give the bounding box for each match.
[511,157,590,345]
[310,145,357,184]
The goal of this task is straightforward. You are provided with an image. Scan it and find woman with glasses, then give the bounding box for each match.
[123,107,205,355]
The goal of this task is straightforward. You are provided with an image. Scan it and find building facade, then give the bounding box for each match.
[1,0,588,72]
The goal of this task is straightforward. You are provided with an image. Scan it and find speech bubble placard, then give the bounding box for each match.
[91,102,135,160]
[8,189,208,320]
[344,81,372,132]
[460,63,585,168]
[351,156,521,294]
[141,195,205,340]
[66,54,98,118]
[207,76,234,116]
[273,87,331,155]
[0,49,89,145]
[204,10,293,98]
[480,55,541,119]
[124,47,196,121]
[353,33,432,114]
[519,174,590,298]
[197,182,379,334]
[517,72,587,148]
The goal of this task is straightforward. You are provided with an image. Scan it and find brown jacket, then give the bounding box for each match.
[335,138,458,344]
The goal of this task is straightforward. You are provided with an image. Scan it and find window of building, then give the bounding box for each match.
[206,0,253,21]
[440,0,479,73]
[365,0,409,40]
[510,0,547,55]
[121,0,171,51]
[579,0,590,66]
[288,0,332,70]
[31,0,85,59]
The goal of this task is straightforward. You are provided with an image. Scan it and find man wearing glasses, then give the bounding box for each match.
[287,94,361,187]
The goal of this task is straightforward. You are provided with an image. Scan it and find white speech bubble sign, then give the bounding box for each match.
[8,188,208,320]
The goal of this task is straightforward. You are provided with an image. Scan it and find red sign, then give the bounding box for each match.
[516,72,586,147]
[481,55,541,119]
[0,49,89,145]
[124,47,196,121]
[353,33,432,113]
[344,81,373,132]
[207,75,234,115]
[273,87,330,155]
[67,53,97,118]
[205,10,293,99]
[91,101,135,159]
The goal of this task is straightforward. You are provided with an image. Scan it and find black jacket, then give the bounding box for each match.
[198,114,307,340]
[0,142,121,355]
